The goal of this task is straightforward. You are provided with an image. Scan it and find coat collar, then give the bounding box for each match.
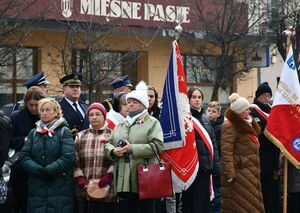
[225,108,260,136]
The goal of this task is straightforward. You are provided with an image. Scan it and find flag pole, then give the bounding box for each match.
[175,13,184,41]
[281,25,294,213]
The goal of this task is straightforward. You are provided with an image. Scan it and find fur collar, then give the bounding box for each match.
[225,108,260,136]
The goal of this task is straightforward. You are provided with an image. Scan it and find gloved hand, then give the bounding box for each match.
[75,176,89,189]
[98,173,113,188]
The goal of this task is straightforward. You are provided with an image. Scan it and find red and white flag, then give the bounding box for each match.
[265,47,300,168]
[160,40,198,192]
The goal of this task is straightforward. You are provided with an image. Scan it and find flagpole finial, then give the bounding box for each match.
[282,25,295,55]
[175,13,184,40]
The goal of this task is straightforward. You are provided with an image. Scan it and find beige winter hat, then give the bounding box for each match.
[229,93,250,114]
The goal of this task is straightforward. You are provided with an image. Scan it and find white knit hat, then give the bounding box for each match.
[229,93,250,114]
[126,81,149,109]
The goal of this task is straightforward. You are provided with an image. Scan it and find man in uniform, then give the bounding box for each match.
[102,75,134,111]
[110,75,133,96]
[12,71,50,112]
[249,82,280,213]
[59,73,89,137]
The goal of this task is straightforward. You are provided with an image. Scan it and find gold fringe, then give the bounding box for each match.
[264,129,300,169]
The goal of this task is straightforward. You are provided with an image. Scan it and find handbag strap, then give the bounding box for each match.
[148,142,162,165]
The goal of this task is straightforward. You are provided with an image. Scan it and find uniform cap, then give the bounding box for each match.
[23,71,50,89]
[60,73,82,86]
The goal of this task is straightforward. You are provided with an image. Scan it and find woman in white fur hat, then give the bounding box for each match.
[105,81,164,213]
[221,93,264,213]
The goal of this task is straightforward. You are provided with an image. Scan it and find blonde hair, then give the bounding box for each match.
[38,98,63,119]
[207,101,221,113]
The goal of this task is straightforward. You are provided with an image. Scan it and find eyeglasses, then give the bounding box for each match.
[261,94,271,99]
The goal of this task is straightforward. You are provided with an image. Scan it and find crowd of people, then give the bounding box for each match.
[0,70,299,213]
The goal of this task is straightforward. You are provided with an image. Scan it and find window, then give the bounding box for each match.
[0,47,37,107]
[73,49,138,101]
[183,55,217,84]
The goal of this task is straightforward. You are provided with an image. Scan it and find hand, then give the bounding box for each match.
[113,147,127,157]
[76,176,89,189]
[123,141,132,154]
[98,173,113,188]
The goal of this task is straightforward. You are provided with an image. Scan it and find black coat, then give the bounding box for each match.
[211,115,224,157]
[60,98,89,134]
[191,108,219,173]
[10,109,39,151]
[9,108,40,212]
[250,100,280,175]
[182,108,220,213]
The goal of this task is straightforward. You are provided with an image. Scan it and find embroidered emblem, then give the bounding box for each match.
[292,137,300,152]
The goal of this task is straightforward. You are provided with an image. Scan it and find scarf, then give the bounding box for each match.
[36,117,65,137]
[126,109,148,126]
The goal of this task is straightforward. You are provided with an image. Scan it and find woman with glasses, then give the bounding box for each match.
[74,103,117,213]
[19,97,75,213]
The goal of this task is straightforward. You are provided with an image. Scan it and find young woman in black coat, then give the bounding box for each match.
[181,87,220,213]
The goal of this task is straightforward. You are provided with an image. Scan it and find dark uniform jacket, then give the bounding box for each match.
[60,97,89,134]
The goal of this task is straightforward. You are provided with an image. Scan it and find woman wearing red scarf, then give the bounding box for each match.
[221,93,264,212]
[20,97,75,213]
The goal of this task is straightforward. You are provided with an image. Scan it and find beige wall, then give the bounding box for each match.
[21,29,259,103]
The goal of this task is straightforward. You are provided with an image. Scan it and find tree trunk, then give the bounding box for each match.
[211,81,220,101]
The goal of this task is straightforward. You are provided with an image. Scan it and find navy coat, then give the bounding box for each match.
[60,97,89,134]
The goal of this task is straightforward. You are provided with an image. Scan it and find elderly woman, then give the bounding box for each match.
[9,86,46,213]
[221,93,264,212]
[74,102,117,213]
[19,97,75,213]
[105,81,164,213]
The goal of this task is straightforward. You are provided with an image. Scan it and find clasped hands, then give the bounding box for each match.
[113,140,132,157]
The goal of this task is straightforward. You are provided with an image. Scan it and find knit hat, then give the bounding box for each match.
[255,82,272,98]
[229,93,250,114]
[126,81,149,109]
[87,103,107,119]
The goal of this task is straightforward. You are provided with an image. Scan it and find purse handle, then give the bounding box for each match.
[148,142,162,165]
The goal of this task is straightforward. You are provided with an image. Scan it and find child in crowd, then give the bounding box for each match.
[206,101,224,213]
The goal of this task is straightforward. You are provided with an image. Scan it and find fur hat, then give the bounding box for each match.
[255,82,272,98]
[126,81,149,109]
[229,93,250,114]
[87,103,107,119]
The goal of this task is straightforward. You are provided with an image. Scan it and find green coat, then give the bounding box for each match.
[20,121,75,213]
[105,113,164,194]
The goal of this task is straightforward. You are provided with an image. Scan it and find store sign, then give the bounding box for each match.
[60,0,191,27]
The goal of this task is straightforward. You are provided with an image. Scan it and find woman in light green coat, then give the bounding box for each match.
[105,81,164,213]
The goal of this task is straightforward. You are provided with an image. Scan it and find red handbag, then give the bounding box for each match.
[137,143,173,200]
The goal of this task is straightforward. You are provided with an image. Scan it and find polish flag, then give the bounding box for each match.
[159,40,198,192]
[265,47,300,168]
